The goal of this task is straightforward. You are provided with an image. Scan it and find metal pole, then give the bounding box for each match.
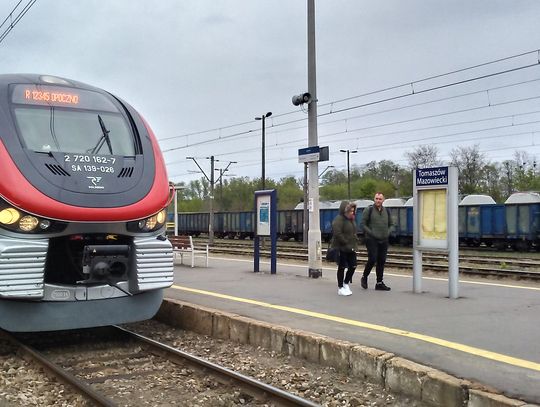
[219,169,223,206]
[303,162,308,247]
[347,150,351,200]
[209,155,215,245]
[262,115,266,190]
[307,0,322,278]
[448,166,460,299]
[174,186,178,236]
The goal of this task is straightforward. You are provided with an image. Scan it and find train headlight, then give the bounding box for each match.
[129,209,168,233]
[19,215,39,231]
[0,208,20,225]
[0,200,67,234]
[156,209,166,224]
[39,219,51,230]
[140,216,157,231]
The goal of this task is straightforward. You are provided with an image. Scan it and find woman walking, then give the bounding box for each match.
[331,201,359,296]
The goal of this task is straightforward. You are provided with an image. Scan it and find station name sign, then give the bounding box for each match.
[298,146,329,163]
[298,146,320,163]
[416,166,448,186]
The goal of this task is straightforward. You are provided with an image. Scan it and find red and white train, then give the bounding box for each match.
[0,74,173,331]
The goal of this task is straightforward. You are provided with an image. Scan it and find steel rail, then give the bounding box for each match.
[113,326,320,407]
[205,246,540,280]
[2,330,117,407]
[5,326,320,407]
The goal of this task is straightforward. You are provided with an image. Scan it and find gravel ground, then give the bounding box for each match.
[0,321,429,406]
[0,335,88,406]
[125,320,428,407]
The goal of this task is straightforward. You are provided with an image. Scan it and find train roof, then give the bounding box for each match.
[293,199,374,210]
[404,197,414,207]
[459,195,496,205]
[505,192,540,204]
[383,198,406,207]
[353,199,374,208]
[293,200,340,210]
[0,73,100,92]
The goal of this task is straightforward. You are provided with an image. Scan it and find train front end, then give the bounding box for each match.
[0,74,173,332]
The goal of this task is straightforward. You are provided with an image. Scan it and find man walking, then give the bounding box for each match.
[361,192,391,291]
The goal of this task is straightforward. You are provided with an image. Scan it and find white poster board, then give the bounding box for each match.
[256,194,271,236]
[417,188,448,250]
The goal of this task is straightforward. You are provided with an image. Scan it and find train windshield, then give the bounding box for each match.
[13,108,135,155]
[10,84,135,155]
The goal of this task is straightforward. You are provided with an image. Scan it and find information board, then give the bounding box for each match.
[412,166,459,298]
[418,188,447,249]
[256,194,271,236]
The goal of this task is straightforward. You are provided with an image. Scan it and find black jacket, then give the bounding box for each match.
[331,201,359,252]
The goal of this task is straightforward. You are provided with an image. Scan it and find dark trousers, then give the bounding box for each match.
[363,238,389,283]
[337,250,357,288]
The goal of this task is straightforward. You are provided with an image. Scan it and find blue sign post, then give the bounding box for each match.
[254,189,277,274]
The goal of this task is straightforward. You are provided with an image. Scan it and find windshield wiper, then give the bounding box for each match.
[89,115,113,154]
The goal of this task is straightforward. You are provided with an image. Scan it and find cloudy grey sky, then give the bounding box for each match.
[2,1,540,184]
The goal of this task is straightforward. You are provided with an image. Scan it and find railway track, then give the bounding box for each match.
[195,238,540,280]
[6,326,319,407]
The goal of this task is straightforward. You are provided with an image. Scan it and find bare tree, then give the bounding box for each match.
[450,144,488,194]
[405,145,441,169]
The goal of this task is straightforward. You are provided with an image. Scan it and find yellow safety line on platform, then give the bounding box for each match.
[171,284,540,372]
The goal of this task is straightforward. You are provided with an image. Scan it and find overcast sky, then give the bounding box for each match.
[2,1,540,184]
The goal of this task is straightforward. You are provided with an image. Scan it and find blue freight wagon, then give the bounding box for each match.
[396,197,414,245]
[459,195,499,247]
[382,198,406,244]
[504,192,540,251]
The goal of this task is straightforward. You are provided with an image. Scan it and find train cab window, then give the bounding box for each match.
[13,108,135,155]
[10,84,136,156]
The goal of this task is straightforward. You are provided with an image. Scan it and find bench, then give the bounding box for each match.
[169,235,209,268]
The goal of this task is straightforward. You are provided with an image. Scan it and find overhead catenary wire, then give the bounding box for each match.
[162,71,540,155]
[164,91,540,165]
[216,124,540,169]
[167,49,540,182]
[168,125,540,181]
[0,0,38,44]
[162,48,540,146]
[162,63,540,154]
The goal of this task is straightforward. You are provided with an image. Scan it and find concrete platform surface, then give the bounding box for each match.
[164,255,540,404]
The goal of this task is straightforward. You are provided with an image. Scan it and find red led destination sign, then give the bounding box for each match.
[23,88,80,105]
[11,84,118,112]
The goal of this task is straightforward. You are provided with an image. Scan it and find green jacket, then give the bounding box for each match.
[331,201,359,252]
[362,204,391,242]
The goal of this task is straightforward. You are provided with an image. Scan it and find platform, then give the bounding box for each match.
[164,254,540,404]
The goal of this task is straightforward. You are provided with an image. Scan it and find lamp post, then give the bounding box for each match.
[255,112,272,190]
[340,149,357,200]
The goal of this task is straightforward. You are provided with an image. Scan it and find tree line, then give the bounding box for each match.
[173,145,540,212]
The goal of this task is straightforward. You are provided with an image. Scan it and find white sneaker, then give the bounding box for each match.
[343,284,352,295]
[338,287,351,296]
